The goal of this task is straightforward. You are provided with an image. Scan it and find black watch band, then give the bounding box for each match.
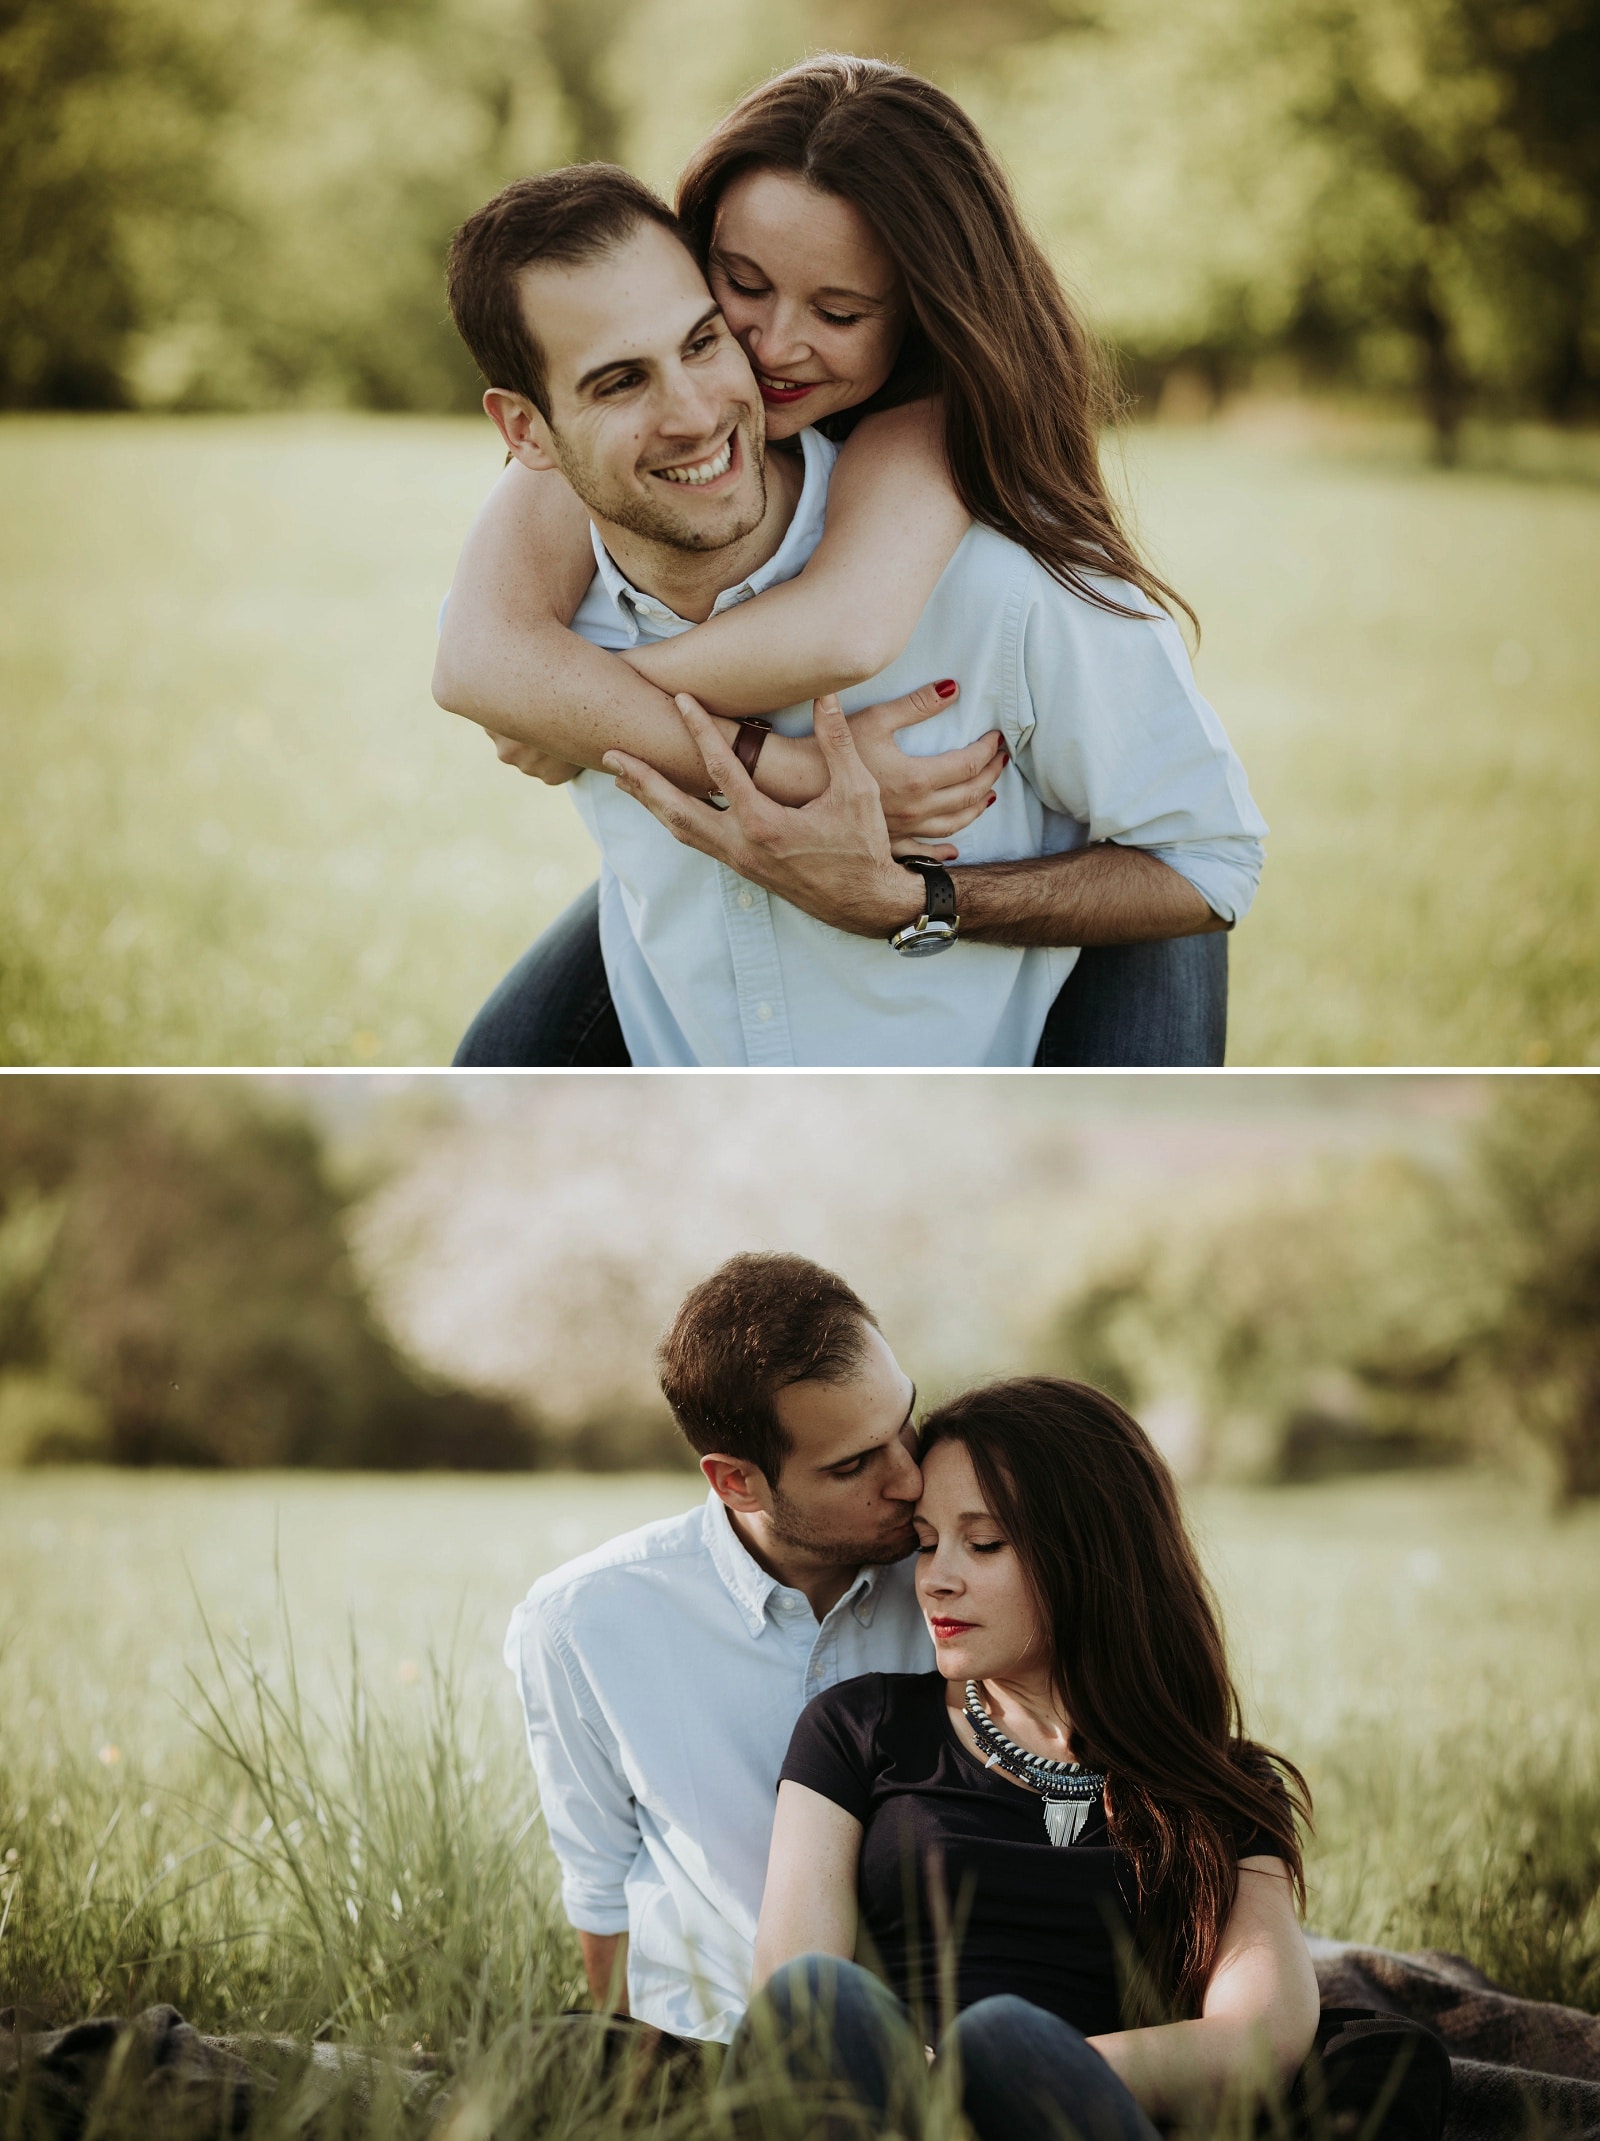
[897,856,958,925]
[889,856,961,957]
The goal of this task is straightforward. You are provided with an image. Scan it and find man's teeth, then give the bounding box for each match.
[655,437,733,485]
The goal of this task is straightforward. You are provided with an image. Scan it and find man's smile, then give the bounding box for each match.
[649,430,739,487]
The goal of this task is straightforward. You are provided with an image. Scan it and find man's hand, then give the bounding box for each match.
[579,1930,629,2016]
[485,728,583,785]
[843,682,1005,848]
[604,693,923,938]
[607,691,1230,951]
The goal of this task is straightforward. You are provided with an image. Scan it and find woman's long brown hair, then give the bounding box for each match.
[919,1377,1309,2018]
[677,55,1197,637]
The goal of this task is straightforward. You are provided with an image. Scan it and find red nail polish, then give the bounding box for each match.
[935,679,958,698]
[986,794,996,808]
[1001,750,1010,766]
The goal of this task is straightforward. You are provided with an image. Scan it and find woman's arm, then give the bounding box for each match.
[751,1782,862,1992]
[433,443,1003,835]
[623,399,971,714]
[1087,1859,1320,2123]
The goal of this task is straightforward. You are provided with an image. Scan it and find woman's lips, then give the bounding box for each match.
[757,375,821,405]
[929,1618,975,1640]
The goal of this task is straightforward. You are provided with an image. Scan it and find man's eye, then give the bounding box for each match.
[832,1459,867,1479]
[597,372,642,397]
[685,334,718,358]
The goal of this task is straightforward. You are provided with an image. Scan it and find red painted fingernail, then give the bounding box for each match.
[1001,750,1010,766]
[935,679,958,698]
[986,794,996,808]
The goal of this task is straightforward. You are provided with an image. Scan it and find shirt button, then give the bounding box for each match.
[737,889,754,910]
[756,1002,773,1021]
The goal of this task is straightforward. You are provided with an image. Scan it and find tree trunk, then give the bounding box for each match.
[1411,270,1466,466]
[1557,1368,1600,1503]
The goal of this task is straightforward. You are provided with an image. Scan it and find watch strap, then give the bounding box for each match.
[733,719,773,781]
[897,855,958,926]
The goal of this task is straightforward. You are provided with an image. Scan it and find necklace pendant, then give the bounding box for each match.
[1044,1798,1090,1848]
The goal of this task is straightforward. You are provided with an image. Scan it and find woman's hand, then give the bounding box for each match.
[757,681,1007,855]
[485,729,583,785]
[845,681,1007,853]
[1087,1859,1320,2123]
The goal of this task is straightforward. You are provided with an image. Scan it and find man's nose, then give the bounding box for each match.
[655,363,725,439]
[887,1435,922,1504]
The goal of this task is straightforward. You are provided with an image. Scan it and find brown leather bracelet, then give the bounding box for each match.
[733,719,773,781]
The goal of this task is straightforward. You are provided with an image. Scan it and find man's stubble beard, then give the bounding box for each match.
[553,409,767,555]
[766,1481,917,1569]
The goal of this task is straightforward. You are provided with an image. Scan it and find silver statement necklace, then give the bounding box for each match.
[962,1679,1106,1847]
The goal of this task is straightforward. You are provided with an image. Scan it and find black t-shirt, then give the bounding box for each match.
[779,1671,1283,2036]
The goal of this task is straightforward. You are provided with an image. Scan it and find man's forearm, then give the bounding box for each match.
[578,1929,629,2016]
[944,842,1226,948]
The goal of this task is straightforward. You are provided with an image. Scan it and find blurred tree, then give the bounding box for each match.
[1048,1152,1483,1482]
[0,1080,542,1469]
[533,0,640,162]
[0,0,237,406]
[1466,1078,1600,1500]
[806,0,1097,73]
[1278,0,1600,456]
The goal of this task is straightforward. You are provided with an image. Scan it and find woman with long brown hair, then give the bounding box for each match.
[439,55,1258,1066]
[737,1378,1318,2139]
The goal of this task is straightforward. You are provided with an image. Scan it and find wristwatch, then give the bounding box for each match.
[889,856,960,957]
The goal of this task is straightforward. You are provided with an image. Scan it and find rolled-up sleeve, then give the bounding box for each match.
[504,1586,638,1935]
[1011,571,1268,926]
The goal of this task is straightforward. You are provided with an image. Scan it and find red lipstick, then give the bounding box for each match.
[929,1618,975,1641]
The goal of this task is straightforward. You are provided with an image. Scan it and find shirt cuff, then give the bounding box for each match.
[1143,837,1265,928]
[561,1882,632,1937]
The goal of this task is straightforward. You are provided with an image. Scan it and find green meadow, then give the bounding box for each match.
[2,1472,1596,2106]
[2,413,1598,1067]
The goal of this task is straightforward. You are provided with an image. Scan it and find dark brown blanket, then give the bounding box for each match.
[1311,1938,1600,2141]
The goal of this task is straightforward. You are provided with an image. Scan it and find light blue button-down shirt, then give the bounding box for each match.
[504,1491,933,2042]
[565,428,1267,1066]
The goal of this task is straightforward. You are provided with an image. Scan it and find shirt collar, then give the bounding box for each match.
[589,427,834,638]
[700,1490,890,1637]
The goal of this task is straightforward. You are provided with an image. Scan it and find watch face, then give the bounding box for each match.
[892,920,959,958]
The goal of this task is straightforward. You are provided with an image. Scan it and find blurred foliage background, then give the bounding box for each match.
[4,0,1598,448]
[1,1072,1597,1499]
[4,0,1600,1068]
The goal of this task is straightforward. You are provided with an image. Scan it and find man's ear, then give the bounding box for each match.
[701,1453,769,1513]
[483,387,560,474]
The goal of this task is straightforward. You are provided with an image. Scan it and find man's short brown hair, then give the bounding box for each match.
[446,164,685,418]
[657,1254,881,1482]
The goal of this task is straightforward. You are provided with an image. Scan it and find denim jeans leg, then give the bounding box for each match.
[724,1956,926,2141]
[944,1996,1164,2141]
[451,881,630,1067]
[1034,933,1229,1066]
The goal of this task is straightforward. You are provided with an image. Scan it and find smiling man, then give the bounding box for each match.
[503,1254,933,2046]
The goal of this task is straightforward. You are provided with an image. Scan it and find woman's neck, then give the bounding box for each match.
[971,1670,1077,1764]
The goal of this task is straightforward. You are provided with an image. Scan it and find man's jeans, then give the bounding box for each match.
[453,882,1228,1067]
[724,1954,1163,2141]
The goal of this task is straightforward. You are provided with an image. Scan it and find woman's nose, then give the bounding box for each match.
[747,311,811,373]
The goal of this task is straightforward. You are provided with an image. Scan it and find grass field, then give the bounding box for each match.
[2,1470,1597,2131]
[2,412,1598,1067]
